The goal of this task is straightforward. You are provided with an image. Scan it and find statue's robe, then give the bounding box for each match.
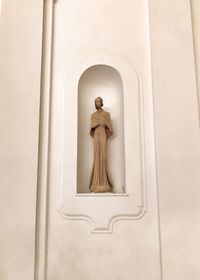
[90,109,113,192]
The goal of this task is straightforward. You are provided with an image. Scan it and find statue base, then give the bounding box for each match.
[90,185,112,193]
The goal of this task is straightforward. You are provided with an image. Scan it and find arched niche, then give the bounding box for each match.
[77,64,125,193]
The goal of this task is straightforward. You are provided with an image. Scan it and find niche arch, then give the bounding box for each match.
[77,64,126,193]
[59,50,147,232]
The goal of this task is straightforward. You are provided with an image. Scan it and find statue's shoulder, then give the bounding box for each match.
[103,110,110,117]
[91,111,98,118]
[102,110,110,115]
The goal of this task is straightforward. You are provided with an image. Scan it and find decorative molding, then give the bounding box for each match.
[189,0,200,125]
[59,205,147,234]
[60,48,144,81]
[34,0,56,279]
[57,49,147,233]
[148,0,164,279]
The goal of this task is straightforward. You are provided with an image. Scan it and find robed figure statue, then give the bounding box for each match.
[89,97,113,192]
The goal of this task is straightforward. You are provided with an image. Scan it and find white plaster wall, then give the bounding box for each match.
[0,0,2,17]
[149,1,200,279]
[0,0,43,279]
[46,0,161,279]
[0,0,200,280]
[191,0,200,113]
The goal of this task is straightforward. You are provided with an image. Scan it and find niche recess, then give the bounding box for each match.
[77,65,125,193]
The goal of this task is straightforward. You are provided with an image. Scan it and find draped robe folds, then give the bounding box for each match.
[90,109,113,192]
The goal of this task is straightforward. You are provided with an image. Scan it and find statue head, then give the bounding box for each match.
[95,97,103,109]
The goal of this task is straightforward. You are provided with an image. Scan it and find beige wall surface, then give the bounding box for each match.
[0,0,43,279]
[0,0,200,280]
[45,1,161,280]
[191,0,200,114]
[150,0,200,279]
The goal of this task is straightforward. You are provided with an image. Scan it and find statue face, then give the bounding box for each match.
[95,98,103,109]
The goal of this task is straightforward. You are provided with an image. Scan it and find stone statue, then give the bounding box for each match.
[89,97,113,192]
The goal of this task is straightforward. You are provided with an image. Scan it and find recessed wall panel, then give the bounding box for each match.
[46,0,161,279]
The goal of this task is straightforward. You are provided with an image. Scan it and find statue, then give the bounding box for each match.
[89,97,113,192]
